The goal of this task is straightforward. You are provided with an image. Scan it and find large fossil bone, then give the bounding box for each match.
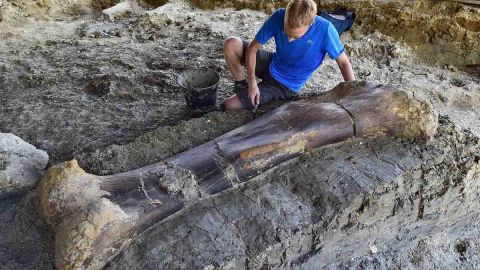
[37,81,438,270]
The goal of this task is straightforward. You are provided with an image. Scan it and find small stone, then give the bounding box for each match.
[413,169,423,179]
[369,245,379,254]
[102,1,135,21]
[203,265,215,270]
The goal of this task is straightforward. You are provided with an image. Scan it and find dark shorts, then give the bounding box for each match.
[237,39,298,110]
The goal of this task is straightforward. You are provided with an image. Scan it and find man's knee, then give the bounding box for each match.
[223,36,243,56]
[223,95,244,111]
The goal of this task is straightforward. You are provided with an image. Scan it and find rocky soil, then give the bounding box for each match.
[0,0,479,269]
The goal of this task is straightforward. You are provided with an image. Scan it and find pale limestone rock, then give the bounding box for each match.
[0,133,48,196]
[102,0,141,21]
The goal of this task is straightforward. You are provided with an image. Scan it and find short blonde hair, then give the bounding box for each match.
[285,0,317,28]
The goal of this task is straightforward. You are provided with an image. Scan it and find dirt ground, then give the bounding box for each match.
[0,0,479,269]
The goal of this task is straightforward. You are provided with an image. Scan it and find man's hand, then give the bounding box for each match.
[248,81,260,107]
[246,39,263,107]
[335,52,355,81]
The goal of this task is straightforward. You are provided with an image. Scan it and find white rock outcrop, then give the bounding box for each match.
[0,133,49,196]
[102,0,142,21]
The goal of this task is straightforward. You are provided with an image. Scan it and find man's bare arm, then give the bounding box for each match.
[335,52,355,81]
[246,39,263,106]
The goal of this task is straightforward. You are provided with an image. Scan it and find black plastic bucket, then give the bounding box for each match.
[178,68,220,111]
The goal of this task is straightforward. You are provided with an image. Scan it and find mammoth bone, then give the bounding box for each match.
[37,81,438,270]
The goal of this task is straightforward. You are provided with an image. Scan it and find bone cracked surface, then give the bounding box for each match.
[37,81,438,269]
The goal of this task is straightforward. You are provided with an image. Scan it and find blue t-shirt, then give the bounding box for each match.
[255,9,345,92]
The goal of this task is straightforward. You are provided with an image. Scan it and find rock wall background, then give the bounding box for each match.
[3,0,479,71]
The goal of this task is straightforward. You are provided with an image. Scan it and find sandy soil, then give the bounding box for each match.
[0,0,479,269]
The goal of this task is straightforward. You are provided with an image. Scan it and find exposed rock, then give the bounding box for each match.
[144,1,191,27]
[0,133,48,197]
[351,1,480,70]
[102,0,140,21]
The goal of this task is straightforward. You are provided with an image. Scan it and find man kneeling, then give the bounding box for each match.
[223,0,355,111]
